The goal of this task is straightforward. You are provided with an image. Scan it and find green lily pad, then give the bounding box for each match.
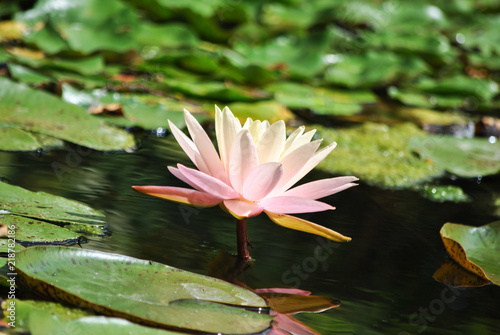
[0,215,83,245]
[0,239,25,254]
[0,181,106,235]
[0,126,64,152]
[415,76,498,103]
[5,299,184,334]
[135,22,199,48]
[7,63,53,85]
[440,221,500,285]
[410,135,500,178]
[324,51,429,88]
[0,78,135,151]
[16,0,140,54]
[5,299,94,329]
[267,81,376,116]
[16,246,272,334]
[316,122,444,188]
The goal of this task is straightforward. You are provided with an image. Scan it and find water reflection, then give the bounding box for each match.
[1,136,499,334]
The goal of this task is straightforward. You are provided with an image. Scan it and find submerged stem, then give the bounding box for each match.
[236,218,250,260]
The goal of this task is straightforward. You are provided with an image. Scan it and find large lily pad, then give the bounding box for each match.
[440,221,500,285]
[410,135,500,178]
[0,78,135,151]
[7,299,184,335]
[0,181,106,235]
[0,127,63,151]
[16,246,272,334]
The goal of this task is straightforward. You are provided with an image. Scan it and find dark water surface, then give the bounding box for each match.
[1,136,499,334]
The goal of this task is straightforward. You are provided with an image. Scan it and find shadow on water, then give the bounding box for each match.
[1,136,499,334]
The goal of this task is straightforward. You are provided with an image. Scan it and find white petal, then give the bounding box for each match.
[279,142,337,193]
[184,109,228,183]
[215,106,241,171]
[282,129,316,159]
[257,120,286,163]
[270,139,322,196]
[168,120,209,174]
[229,130,258,193]
[283,126,304,156]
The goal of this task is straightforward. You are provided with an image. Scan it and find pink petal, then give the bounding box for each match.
[168,120,209,174]
[265,211,352,242]
[270,140,322,196]
[132,186,222,207]
[254,288,311,296]
[283,176,359,199]
[167,166,199,189]
[223,199,263,218]
[277,142,337,194]
[177,164,239,199]
[242,162,283,201]
[261,196,334,214]
[183,109,229,183]
[229,130,258,193]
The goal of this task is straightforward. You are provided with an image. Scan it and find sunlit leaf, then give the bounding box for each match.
[16,246,273,334]
[0,78,135,151]
[440,221,500,285]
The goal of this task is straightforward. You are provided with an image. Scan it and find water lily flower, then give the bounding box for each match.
[133,107,358,259]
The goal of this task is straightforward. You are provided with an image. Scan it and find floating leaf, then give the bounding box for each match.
[267,82,376,116]
[0,78,135,151]
[440,221,500,285]
[8,299,184,335]
[410,135,500,178]
[0,181,106,235]
[222,100,294,124]
[16,0,141,54]
[317,123,444,188]
[16,246,272,334]
[0,215,83,246]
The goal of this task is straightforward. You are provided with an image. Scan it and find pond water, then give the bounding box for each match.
[1,135,499,334]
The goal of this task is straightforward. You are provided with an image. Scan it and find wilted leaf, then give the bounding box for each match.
[433,258,491,287]
[16,246,272,334]
[440,221,500,285]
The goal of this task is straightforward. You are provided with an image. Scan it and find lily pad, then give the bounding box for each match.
[317,122,444,188]
[410,135,500,178]
[267,81,376,116]
[6,299,184,335]
[0,78,135,151]
[16,246,272,334]
[0,215,84,245]
[440,221,500,285]
[16,0,141,54]
[0,181,106,235]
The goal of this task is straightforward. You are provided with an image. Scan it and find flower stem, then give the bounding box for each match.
[236,218,250,260]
